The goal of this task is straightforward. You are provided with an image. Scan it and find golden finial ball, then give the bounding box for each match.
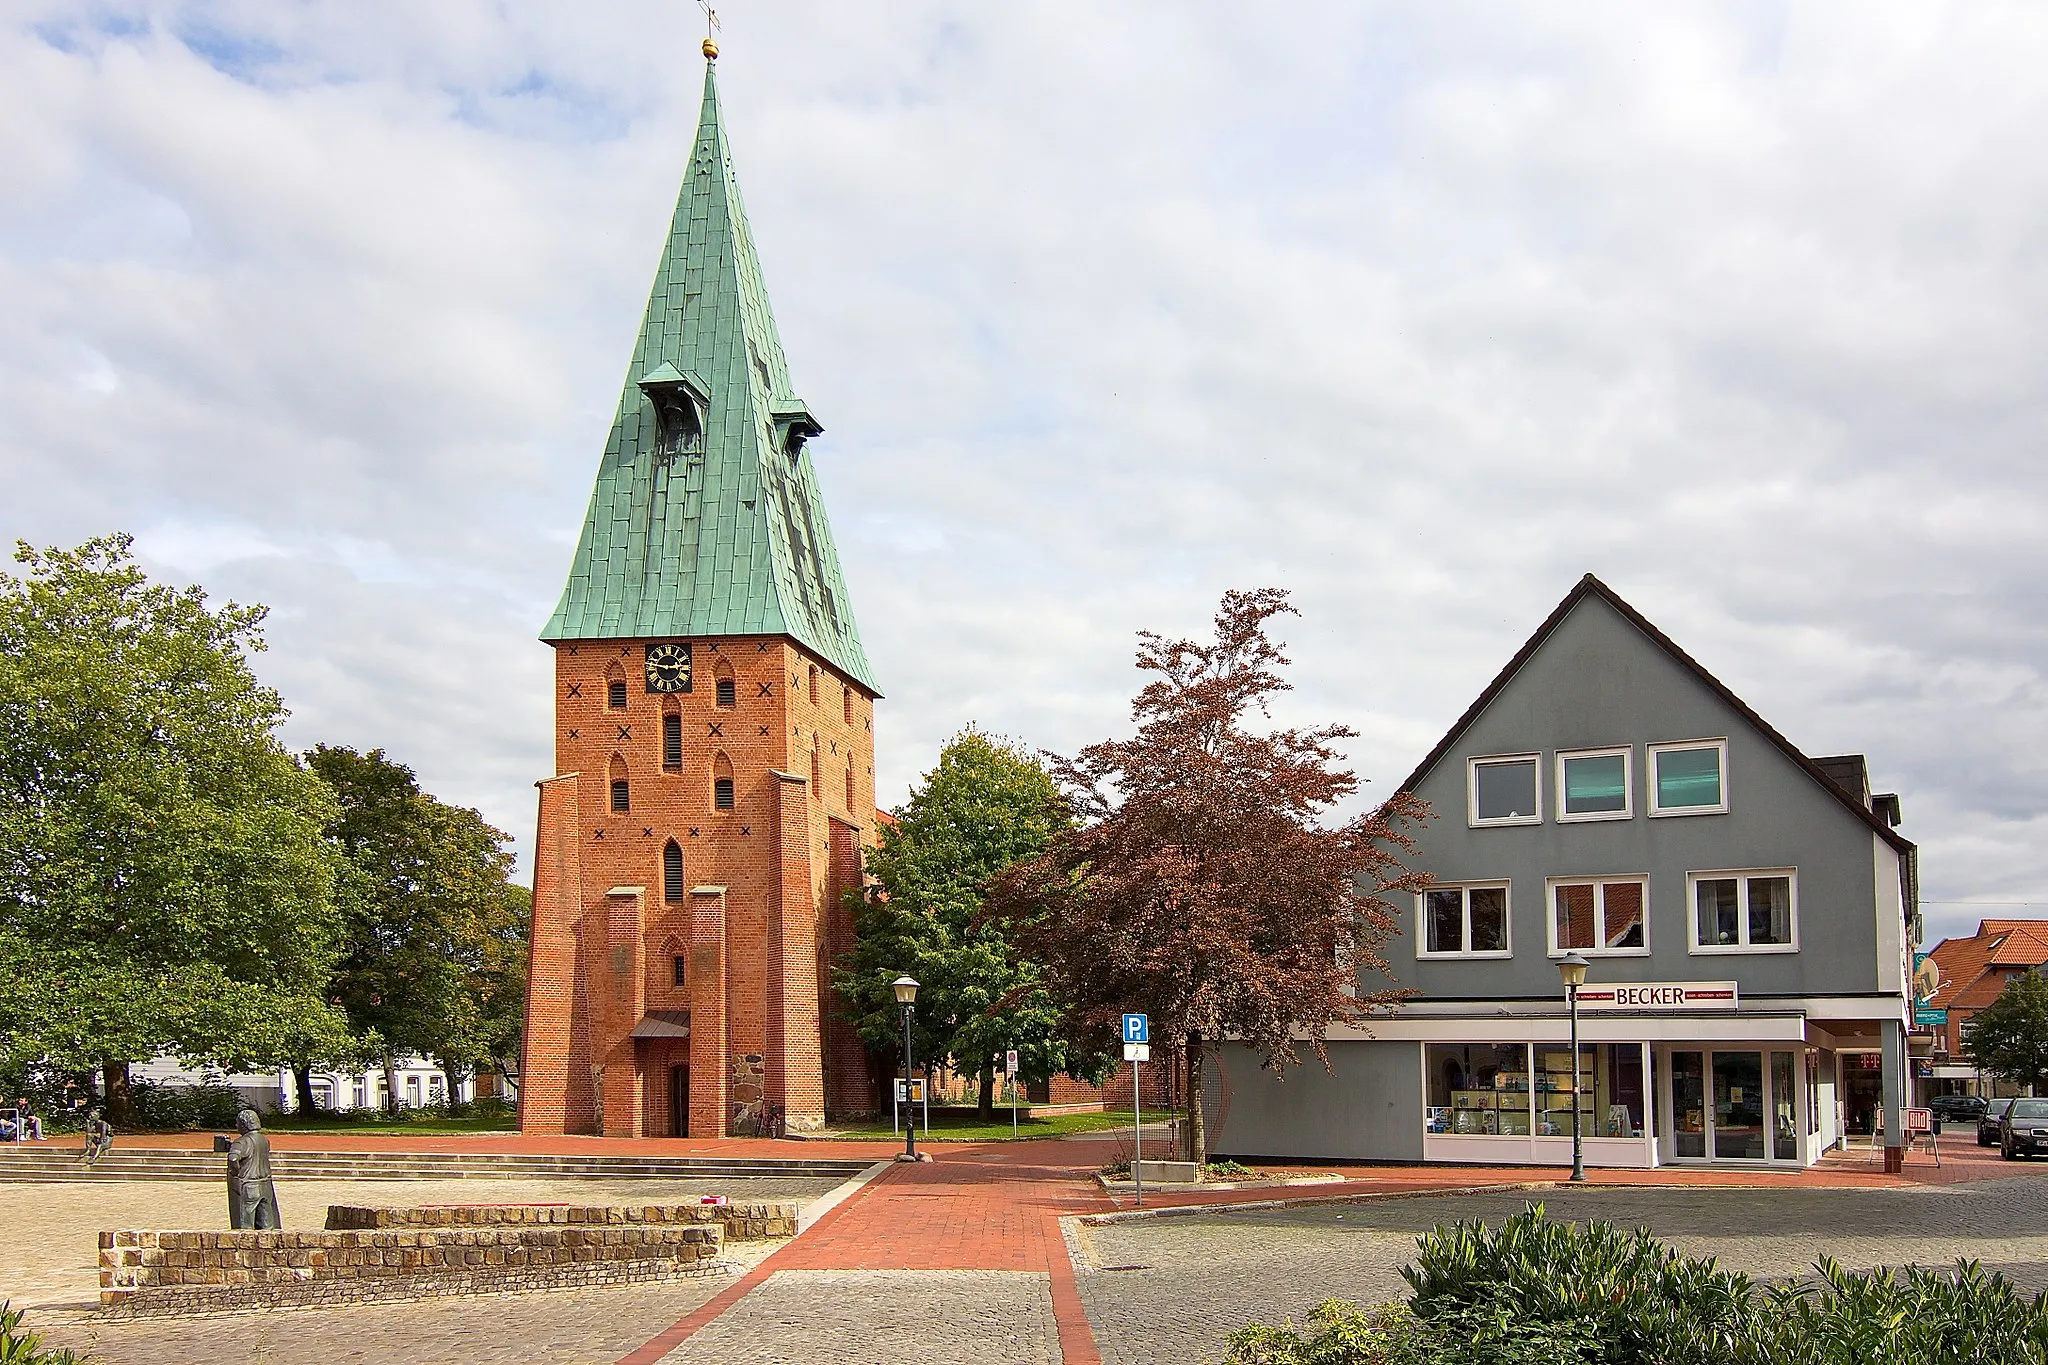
[703,37,719,59]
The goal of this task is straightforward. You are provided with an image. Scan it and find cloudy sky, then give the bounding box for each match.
[6,2,2046,947]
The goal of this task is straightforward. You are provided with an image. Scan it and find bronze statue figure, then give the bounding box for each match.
[226,1108,280,1230]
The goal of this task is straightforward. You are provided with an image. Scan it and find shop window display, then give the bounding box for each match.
[1426,1043,1646,1141]
[1426,1043,1530,1136]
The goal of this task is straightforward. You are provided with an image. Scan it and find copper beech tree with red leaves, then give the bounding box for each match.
[990,589,1430,1169]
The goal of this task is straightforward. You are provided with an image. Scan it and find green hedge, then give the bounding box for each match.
[1226,1206,2048,1365]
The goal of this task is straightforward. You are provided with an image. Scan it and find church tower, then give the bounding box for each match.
[521,43,880,1138]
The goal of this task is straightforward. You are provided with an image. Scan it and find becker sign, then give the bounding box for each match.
[1574,981,1738,1011]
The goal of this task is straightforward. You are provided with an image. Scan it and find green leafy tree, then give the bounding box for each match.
[0,535,348,1124]
[1965,972,2048,1094]
[835,728,1108,1116]
[992,589,1429,1166]
[305,745,527,1111]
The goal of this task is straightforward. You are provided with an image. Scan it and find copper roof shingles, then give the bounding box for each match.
[539,58,879,696]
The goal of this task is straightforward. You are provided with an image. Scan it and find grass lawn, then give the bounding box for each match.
[817,1107,1177,1143]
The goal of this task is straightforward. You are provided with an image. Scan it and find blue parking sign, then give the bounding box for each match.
[1123,1013,1149,1044]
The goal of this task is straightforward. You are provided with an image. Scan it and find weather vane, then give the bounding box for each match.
[698,2,721,57]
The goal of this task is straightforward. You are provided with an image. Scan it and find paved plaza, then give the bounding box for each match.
[5,1139,2046,1365]
[1074,1178,2048,1365]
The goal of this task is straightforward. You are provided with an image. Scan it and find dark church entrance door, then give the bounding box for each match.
[671,1065,690,1138]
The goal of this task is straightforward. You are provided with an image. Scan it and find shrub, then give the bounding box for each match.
[1226,1298,1602,1365]
[0,1301,85,1365]
[1226,1207,2048,1365]
[126,1079,248,1131]
[1206,1159,1258,1179]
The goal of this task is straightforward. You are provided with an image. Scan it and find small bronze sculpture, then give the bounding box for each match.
[226,1108,280,1230]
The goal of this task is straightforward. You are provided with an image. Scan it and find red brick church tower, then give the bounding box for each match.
[520,43,880,1138]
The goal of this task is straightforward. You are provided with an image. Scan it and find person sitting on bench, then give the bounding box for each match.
[12,1100,44,1141]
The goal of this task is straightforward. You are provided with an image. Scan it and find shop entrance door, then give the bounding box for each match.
[1668,1049,1802,1163]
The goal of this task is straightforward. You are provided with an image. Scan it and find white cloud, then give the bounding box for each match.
[6,1,2048,952]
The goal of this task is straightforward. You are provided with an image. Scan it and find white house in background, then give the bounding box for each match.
[129,1056,481,1113]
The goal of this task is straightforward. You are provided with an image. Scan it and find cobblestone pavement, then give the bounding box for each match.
[31,1240,783,1365]
[0,1175,838,1312]
[1075,1178,2048,1365]
[658,1269,1059,1365]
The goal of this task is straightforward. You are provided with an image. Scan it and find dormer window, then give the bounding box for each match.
[653,390,700,459]
[637,365,710,464]
[771,402,822,461]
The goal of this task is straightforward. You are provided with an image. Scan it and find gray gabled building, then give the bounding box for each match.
[1212,575,1919,1170]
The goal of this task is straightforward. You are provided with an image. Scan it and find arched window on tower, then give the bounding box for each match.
[606,661,627,711]
[842,685,854,725]
[662,699,682,772]
[663,840,684,903]
[807,665,819,705]
[844,763,855,811]
[715,659,736,708]
[713,752,735,811]
[810,745,821,793]
[609,754,630,813]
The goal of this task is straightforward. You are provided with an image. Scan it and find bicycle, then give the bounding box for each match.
[759,1100,787,1139]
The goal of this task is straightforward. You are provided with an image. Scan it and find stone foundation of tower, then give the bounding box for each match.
[520,636,877,1137]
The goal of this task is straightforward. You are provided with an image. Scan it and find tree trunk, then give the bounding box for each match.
[1185,1031,1206,1168]
[977,1060,996,1120]
[439,1060,466,1109]
[101,1060,134,1129]
[292,1062,317,1114]
[381,1052,400,1116]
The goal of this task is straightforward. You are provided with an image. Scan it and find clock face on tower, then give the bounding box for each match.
[644,642,693,693]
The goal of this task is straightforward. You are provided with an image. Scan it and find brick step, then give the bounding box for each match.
[0,1148,869,1183]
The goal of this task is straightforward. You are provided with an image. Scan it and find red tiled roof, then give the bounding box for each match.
[1926,919,2048,1011]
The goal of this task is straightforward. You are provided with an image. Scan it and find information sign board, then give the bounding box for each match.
[1123,1013,1149,1044]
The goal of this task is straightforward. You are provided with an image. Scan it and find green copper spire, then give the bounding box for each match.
[542,58,879,695]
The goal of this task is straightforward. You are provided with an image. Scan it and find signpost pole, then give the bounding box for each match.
[1122,1012,1149,1208]
[1006,1049,1019,1139]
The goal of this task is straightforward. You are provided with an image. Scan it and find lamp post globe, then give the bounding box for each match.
[1558,953,1590,1182]
[893,976,919,1161]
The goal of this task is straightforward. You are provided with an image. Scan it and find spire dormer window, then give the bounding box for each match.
[653,391,701,461]
[771,402,822,461]
[637,365,710,467]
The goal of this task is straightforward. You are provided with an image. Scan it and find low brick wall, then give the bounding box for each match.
[97,1222,722,1317]
[326,1201,801,1242]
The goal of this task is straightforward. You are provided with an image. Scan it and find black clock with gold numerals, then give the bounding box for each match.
[644,642,693,693]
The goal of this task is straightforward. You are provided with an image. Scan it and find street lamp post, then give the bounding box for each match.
[893,975,919,1163]
[1559,952,1590,1182]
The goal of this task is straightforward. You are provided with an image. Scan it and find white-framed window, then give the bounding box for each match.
[1468,754,1541,827]
[1689,869,1797,953]
[1650,740,1728,816]
[1419,883,1512,958]
[1547,874,1650,955]
[1556,746,1632,822]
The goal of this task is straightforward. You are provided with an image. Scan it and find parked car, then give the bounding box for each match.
[2001,1098,2048,1160]
[1980,1098,2017,1146]
[1929,1094,1987,1123]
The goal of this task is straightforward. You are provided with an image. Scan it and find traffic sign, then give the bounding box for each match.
[1004,1049,1019,1077]
[1123,1043,1150,1062]
[1122,1013,1149,1044]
